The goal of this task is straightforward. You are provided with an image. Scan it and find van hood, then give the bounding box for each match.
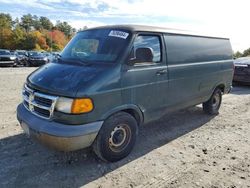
[27,62,110,97]
[234,58,250,66]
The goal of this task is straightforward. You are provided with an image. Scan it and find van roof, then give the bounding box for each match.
[84,24,229,40]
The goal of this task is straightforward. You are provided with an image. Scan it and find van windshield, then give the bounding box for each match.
[0,50,10,55]
[60,29,131,64]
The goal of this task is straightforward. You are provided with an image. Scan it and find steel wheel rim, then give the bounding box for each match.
[212,92,220,108]
[109,124,131,152]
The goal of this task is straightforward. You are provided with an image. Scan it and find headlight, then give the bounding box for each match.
[55,97,93,114]
[10,56,16,60]
[43,57,48,61]
[55,97,73,113]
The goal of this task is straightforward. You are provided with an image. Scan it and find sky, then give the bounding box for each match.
[0,0,249,52]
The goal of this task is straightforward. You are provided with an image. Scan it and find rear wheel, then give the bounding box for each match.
[93,112,138,162]
[203,88,222,115]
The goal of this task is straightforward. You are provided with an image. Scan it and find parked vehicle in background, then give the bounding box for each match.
[16,50,28,66]
[10,51,16,55]
[17,25,234,162]
[0,49,17,67]
[27,51,49,66]
[42,52,54,63]
[51,52,61,60]
[233,57,250,84]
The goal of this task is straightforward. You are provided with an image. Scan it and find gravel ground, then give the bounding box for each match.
[0,67,249,188]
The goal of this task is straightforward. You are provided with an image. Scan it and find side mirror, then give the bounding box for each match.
[127,47,153,66]
[127,57,136,66]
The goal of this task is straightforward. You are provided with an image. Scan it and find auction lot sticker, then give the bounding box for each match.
[108,30,129,39]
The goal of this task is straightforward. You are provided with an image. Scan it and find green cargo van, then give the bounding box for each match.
[17,25,234,162]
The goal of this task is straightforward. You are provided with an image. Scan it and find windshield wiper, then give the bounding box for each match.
[57,57,91,66]
[74,59,91,66]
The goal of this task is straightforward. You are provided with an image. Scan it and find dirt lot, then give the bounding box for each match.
[0,67,249,188]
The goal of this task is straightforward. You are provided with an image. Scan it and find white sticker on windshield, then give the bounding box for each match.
[108,30,129,39]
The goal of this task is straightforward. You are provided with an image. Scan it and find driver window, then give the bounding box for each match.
[130,35,161,65]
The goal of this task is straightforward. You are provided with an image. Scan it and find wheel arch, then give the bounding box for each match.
[101,104,144,126]
[212,82,225,94]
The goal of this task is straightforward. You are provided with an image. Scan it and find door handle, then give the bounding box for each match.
[156,69,167,75]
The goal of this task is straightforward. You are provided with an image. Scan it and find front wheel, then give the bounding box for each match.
[203,88,222,115]
[93,112,138,162]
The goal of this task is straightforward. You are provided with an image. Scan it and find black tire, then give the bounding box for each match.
[93,112,138,162]
[203,88,222,115]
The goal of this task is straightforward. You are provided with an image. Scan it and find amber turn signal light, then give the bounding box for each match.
[71,98,93,114]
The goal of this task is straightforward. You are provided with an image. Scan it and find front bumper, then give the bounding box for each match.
[233,74,250,83]
[17,59,27,65]
[29,60,47,66]
[0,61,15,67]
[17,104,103,151]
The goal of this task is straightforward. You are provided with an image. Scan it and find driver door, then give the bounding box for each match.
[121,33,169,123]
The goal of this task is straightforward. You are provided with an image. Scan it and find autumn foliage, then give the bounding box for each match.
[0,13,76,51]
[48,30,67,51]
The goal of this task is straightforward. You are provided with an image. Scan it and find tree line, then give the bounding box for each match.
[234,48,250,59]
[0,13,81,51]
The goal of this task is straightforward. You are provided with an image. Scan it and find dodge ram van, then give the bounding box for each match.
[17,25,233,162]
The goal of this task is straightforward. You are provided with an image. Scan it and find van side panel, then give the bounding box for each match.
[164,34,233,110]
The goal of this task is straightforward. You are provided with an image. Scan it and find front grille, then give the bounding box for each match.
[22,84,58,119]
[34,106,51,117]
[235,66,250,75]
[0,57,12,61]
[34,95,52,107]
[24,90,30,97]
